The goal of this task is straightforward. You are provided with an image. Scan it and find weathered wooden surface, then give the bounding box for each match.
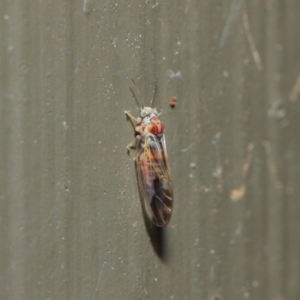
[1,0,300,299]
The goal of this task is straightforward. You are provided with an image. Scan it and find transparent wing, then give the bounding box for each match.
[136,133,173,227]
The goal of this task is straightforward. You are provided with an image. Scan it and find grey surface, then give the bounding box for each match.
[1,0,300,299]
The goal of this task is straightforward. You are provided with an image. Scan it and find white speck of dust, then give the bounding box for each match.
[63,121,68,130]
[223,70,229,78]
[167,70,182,79]
[202,186,209,193]
[190,162,196,168]
[210,249,215,254]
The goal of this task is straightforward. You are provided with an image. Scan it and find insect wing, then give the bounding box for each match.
[136,133,173,227]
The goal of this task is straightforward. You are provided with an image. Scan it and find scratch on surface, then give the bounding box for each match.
[180,142,194,152]
[243,9,263,72]
[242,143,254,176]
[171,123,180,147]
[83,0,93,15]
[219,0,247,49]
[212,132,222,177]
[230,143,254,201]
[91,258,108,300]
[290,75,300,102]
[185,0,191,13]
[263,141,282,189]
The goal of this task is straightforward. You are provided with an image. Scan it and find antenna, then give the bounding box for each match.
[130,79,143,109]
[150,76,158,107]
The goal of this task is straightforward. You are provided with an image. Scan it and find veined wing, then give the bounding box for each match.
[136,133,173,227]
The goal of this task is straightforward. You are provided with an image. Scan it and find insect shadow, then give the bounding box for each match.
[134,161,169,261]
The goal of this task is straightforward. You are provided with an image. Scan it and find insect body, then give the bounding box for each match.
[125,106,173,227]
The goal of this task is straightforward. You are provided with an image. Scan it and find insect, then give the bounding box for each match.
[169,96,177,108]
[125,81,173,227]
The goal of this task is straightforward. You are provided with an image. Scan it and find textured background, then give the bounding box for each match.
[1,0,300,299]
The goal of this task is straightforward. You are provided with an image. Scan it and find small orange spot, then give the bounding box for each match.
[230,185,245,202]
[169,96,177,108]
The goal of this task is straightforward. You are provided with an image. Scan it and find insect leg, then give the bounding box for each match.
[126,140,136,151]
[126,135,141,154]
[125,110,140,129]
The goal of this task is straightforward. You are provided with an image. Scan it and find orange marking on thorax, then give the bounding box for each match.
[147,122,164,136]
